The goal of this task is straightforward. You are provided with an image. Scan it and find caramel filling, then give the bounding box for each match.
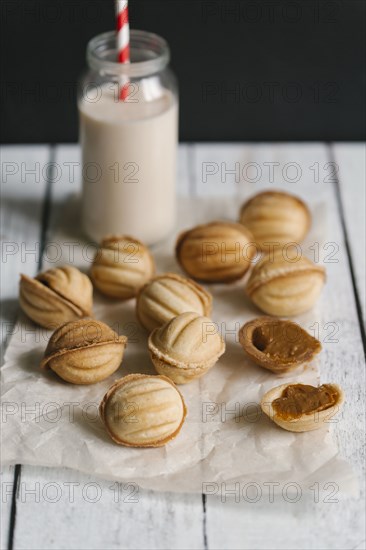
[272,384,339,420]
[252,324,318,364]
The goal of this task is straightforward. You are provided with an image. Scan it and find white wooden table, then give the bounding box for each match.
[1,143,365,550]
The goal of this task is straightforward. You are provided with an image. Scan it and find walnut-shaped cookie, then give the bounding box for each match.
[148,311,225,384]
[239,190,311,250]
[41,319,127,384]
[176,221,255,283]
[239,317,321,373]
[136,273,212,332]
[246,251,325,316]
[19,266,93,329]
[261,383,344,432]
[100,374,187,447]
[91,235,155,299]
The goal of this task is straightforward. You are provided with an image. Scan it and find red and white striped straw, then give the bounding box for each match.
[116,0,130,101]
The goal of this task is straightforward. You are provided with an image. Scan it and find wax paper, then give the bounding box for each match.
[1,196,357,494]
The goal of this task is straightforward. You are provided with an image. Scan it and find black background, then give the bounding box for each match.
[1,0,365,143]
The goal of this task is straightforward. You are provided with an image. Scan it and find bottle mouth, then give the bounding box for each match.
[87,30,170,77]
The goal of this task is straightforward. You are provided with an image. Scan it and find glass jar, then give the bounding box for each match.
[78,30,178,245]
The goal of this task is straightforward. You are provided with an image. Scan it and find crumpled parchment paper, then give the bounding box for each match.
[1,196,357,494]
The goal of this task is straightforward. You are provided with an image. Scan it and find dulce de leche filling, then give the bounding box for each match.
[252,323,319,364]
[272,384,339,420]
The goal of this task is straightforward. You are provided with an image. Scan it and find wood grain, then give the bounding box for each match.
[8,144,205,550]
[194,143,365,550]
[1,143,365,550]
[1,145,50,550]
[332,143,365,324]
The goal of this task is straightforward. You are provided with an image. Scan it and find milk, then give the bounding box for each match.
[79,85,178,244]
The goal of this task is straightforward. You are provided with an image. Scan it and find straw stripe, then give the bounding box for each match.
[116,0,130,100]
[118,27,130,62]
[117,6,129,30]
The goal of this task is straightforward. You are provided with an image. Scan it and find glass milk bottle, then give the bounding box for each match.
[78,30,178,244]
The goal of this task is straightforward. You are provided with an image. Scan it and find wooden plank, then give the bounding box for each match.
[12,465,205,550]
[177,144,191,196]
[0,145,50,352]
[4,143,365,550]
[0,465,17,550]
[332,143,366,324]
[194,142,339,199]
[11,144,205,550]
[193,143,365,550]
[1,146,50,550]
